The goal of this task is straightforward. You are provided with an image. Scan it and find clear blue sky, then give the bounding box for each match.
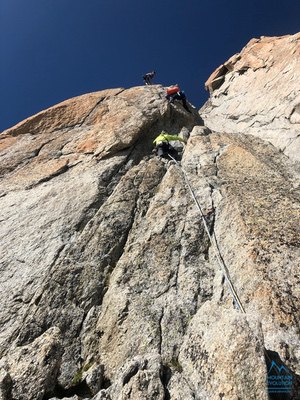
[1,0,300,131]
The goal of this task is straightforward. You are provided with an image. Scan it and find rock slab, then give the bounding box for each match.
[0,39,300,400]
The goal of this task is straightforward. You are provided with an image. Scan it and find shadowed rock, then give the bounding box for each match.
[0,42,299,400]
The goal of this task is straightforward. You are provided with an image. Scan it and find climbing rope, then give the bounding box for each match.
[166,153,293,392]
[167,153,246,314]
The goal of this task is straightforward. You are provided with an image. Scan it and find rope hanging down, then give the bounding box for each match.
[167,153,246,314]
[166,154,291,391]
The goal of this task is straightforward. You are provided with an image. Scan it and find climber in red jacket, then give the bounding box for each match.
[166,85,191,113]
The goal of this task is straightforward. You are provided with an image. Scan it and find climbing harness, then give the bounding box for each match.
[167,153,246,313]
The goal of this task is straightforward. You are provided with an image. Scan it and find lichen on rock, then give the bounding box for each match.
[1,35,300,399]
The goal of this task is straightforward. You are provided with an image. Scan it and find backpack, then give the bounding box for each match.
[166,85,180,95]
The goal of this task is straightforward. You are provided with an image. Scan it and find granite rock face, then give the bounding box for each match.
[0,36,300,400]
[202,33,300,161]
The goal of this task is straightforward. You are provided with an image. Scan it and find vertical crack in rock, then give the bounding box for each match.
[158,308,164,355]
[2,46,300,397]
[0,84,203,399]
[79,89,125,127]
[219,275,226,302]
[160,364,172,400]
[73,157,132,235]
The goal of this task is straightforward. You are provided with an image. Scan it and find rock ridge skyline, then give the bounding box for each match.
[0,33,299,400]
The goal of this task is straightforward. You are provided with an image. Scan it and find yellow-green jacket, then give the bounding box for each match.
[153,132,186,145]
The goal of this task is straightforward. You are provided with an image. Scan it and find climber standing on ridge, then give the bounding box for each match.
[153,130,186,159]
[143,71,156,85]
[166,85,191,113]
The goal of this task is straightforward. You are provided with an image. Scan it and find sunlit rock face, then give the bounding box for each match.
[202,33,300,161]
[0,35,299,400]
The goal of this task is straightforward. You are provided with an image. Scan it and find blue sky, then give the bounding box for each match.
[1,0,300,131]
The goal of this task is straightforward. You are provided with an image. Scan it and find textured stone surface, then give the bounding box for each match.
[180,303,268,400]
[0,85,204,399]
[202,33,300,161]
[181,128,300,398]
[0,327,62,400]
[0,36,300,400]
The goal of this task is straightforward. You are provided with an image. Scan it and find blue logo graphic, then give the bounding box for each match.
[268,360,293,394]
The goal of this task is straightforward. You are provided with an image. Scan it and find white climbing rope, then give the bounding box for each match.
[165,154,292,391]
[167,153,246,314]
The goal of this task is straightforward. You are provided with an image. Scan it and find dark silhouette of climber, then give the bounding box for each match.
[166,85,191,112]
[153,131,186,159]
[143,71,156,85]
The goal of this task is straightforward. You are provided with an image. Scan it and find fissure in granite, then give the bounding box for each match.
[1,33,300,400]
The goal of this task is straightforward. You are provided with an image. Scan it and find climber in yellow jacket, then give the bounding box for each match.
[153,131,186,159]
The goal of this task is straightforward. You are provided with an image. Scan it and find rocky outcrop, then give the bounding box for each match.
[0,35,300,400]
[202,33,300,161]
[0,86,204,399]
